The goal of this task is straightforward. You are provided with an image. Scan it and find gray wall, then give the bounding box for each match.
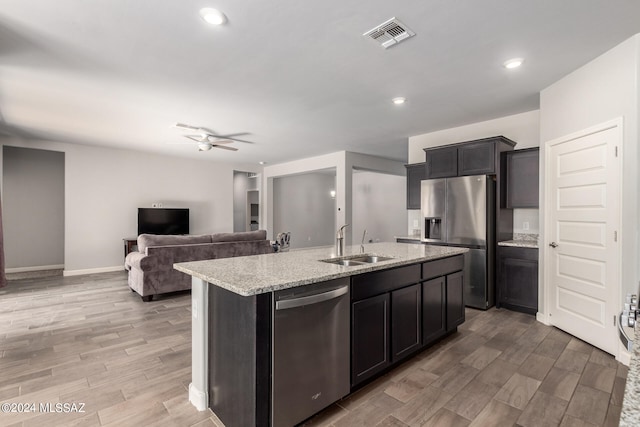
[3,146,65,269]
[352,171,406,244]
[1,137,262,274]
[273,172,336,249]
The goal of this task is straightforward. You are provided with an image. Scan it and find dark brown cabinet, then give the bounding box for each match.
[391,284,421,362]
[424,136,516,180]
[497,246,538,315]
[458,142,497,176]
[422,271,464,345]
[446,271,465,328]
[422,276,445,344]
[351,293,390,385]
[425,146,458,178]
[504,148,539,208]
[351,256,464,388]
[405,163,426,210]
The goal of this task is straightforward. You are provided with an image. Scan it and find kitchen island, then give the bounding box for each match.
[175,242,468,427]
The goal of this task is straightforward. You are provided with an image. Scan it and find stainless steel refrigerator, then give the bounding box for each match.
[421,175,495,309]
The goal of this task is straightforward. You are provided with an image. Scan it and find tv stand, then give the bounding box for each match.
[123,237,138,262]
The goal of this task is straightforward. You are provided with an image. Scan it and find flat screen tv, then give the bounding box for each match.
[137,208,189,235]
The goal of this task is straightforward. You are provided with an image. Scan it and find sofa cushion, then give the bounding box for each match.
[211,230,267,243]
[137,234,212,253]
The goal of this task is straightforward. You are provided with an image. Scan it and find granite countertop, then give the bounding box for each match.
[498,240,539,248]
[174,242,468,296]
[498,233,539,249]
[621,326,640,426]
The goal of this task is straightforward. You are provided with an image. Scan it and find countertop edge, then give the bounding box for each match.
[174,245,468,296]
[498,240,539,249]
[620,327,640,426]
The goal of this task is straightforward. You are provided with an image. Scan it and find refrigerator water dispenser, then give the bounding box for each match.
[424,217,442,240]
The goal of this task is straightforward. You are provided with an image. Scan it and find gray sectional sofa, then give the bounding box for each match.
[125,230,273,301]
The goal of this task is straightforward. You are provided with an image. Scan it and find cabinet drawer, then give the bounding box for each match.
[422,255,464,281]
[352,264,421,301]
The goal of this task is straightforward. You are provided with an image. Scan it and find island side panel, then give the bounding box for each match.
[208,285,271,427]
[190,277,209,411]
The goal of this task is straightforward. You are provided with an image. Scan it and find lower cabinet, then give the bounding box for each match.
[422,271,465,346]
[391,284,421,362]
[446,271,465,329]
[351,256,465,388]
[351,293,390,386]
[422,276,445,345]
[497,246,538,315]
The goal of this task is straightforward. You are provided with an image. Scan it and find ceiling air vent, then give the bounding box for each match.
[363,17,415,49]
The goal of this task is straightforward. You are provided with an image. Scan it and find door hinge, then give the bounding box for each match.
[614,231,618,242]
[614,315,617,326]
[615,146,618,157]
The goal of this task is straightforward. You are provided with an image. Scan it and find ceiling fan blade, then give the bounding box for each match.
[185,134,207,142]
[211,135,255,144]
[205,136,234,144]
[173,122,202,131]
[212,145,238,151]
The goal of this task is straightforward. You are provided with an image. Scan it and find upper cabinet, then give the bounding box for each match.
[425,147,458,178]
[504,148,539,208]
[424,136,516,179]
[405,163,426,210]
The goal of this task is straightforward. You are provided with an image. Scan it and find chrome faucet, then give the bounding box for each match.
[336,224,349,256]
[360,229,367,254]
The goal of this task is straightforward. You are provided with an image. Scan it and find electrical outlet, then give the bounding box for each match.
[523,222,529,231]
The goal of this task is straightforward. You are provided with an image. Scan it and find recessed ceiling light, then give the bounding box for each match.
[392,97,406,105]
[199,8,227,25]
[259,161,266,165]
[503,58,524,69]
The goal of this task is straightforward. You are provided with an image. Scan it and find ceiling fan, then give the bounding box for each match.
[173,123,253,152]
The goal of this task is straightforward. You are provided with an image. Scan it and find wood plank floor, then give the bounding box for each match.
[0,272,627,427]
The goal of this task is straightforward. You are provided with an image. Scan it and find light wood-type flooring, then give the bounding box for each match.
[0,271,627,427]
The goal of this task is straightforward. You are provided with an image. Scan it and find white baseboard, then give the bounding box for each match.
[6,264,64,273]
[536,312,551,325]
[63,265,124,277]
[189,382,208,411]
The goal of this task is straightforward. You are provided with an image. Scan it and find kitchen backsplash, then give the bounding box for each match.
[408,209,539,237]
[513,233,539,242]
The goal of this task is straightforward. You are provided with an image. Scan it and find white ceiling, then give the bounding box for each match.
[1,1,639,165]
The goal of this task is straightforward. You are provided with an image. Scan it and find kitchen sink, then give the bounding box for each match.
[321,254,394,266]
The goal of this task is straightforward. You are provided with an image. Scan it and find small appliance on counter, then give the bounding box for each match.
[619,293,639,352]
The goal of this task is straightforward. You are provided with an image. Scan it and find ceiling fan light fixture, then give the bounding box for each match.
[199,8,227,25]
[503,58,524,69]
[198,142,213,151]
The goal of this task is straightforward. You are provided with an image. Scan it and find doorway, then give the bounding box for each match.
[2,146,65,277]
[233,171,260,232]
[544,119,621,355]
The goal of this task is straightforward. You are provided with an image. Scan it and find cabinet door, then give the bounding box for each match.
[505,148,539,208]
[446,271,465,330]
[405,163,426,210]
[498,247,538,314]
[352,293,390,386]
[425,147,458,178]
[422,277,446,345]
[458,142,496,176]
[391,284,421,362]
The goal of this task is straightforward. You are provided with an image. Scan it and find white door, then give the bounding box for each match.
[546,120,621,355]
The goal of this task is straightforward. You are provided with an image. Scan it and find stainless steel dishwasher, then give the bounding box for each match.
[272,278,350,427]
